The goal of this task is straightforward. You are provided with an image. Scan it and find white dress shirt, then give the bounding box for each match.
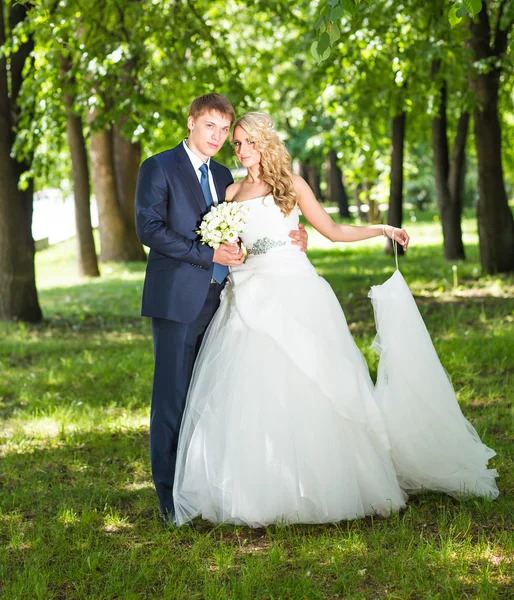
[183,140,219,206]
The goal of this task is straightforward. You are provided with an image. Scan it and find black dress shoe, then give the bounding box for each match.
[159,508,176,527]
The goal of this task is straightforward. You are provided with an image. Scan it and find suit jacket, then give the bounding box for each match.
[135,143,233,323]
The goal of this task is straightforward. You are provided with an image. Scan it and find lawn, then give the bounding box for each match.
[1,210,513,599]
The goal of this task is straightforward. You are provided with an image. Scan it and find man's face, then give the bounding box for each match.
[187,110,232,161]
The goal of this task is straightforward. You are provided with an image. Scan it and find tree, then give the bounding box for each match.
[30,0,250,262]
[60,54,100,277]
[0,0,42,322]
[388,111,406,254]
[431,60,469,260]
[88,102,145,262]
[316,0,514,272]
[428,0,472,262]
[469,0,514,273]
[301,160,324,200]
[327,150,350,217]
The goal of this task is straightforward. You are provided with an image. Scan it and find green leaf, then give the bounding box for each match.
[341,0,357,17]
[328,22,341,45]
[330,5,344,21]
[500,0,514,30]
[457,3,468,18]
[448,5,462,27]
[319,45,332,61]
[315,14,327,32]
[310,40,320,62]
[318,31,331,54]
[311,37,332,64]
[463,0,482,16]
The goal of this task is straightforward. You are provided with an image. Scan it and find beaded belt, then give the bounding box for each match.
[248,237,287,256]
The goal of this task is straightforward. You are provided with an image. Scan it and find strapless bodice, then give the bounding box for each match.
[228,194,314,279]
[234,195,303,258]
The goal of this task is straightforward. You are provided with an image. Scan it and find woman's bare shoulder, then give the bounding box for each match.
[292,173,308,188]
[292,174,313,199]
[225,181,243,201]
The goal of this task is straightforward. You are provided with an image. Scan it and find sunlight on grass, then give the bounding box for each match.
[36,237,146,293]
[1,413,150,453]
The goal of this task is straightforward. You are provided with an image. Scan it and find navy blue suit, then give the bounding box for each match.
[135,142,233,515]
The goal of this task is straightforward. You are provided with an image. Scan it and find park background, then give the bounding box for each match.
[1,0,513,598]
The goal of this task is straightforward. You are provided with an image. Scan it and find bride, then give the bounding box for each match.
[172,112,499,527]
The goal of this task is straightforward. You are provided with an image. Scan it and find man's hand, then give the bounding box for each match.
[213,241,245,266]
[289,223,308,252]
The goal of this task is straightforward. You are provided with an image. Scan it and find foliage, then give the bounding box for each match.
[15,0,254,182]
[300,0,513,223]
[2,0,513,258]
[313,0,484,63]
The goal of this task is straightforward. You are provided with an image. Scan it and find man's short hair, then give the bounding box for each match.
[188,93,235,124]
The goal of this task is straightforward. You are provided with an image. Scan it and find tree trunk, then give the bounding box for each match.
[473,80,514,273]
[113,126,147,261]
[469,2,514,273]
[386,112,406,255]
[0,1,42,322]
[0,157,42,322]
[307,164,323,202]
[362,180,372,223]
[327,150,350,218]
[431,59,466,260]
[300,160,323,201]
[60,56,100,277]
[353,184,365,220]
[90,125,131,261]
[300,161,308,181]
[338,176,350,219]
[447,111,469,258]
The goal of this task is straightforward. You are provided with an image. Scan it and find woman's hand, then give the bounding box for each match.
[384,225,410,250]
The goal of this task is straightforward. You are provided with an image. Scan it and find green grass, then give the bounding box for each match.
[1,212,513,599]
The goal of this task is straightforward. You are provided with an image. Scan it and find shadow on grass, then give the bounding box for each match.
[0,425,510,527]
[1,428,153,517]
[1,428,512,599]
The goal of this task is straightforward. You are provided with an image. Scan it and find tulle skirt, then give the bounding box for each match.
[173,250,498,527]
[369,270,498,498]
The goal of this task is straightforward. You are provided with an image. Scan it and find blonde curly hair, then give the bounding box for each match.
[233,112,297,215]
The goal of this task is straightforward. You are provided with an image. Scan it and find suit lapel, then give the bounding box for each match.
[174,144,208,212]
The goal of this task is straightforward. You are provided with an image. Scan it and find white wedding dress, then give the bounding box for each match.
[173,195,498,527]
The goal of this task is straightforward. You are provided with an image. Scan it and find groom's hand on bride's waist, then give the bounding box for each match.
[289,223,308,252]
[213,242,245,266]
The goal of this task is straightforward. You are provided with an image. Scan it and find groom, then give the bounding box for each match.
[135,94,307,524]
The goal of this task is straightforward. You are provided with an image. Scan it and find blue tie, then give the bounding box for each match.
[199,163,228,284]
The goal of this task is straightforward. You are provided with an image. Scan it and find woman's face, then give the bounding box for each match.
[232,125,261,169]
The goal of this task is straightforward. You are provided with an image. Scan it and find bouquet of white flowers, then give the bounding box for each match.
[197,201,249,250]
